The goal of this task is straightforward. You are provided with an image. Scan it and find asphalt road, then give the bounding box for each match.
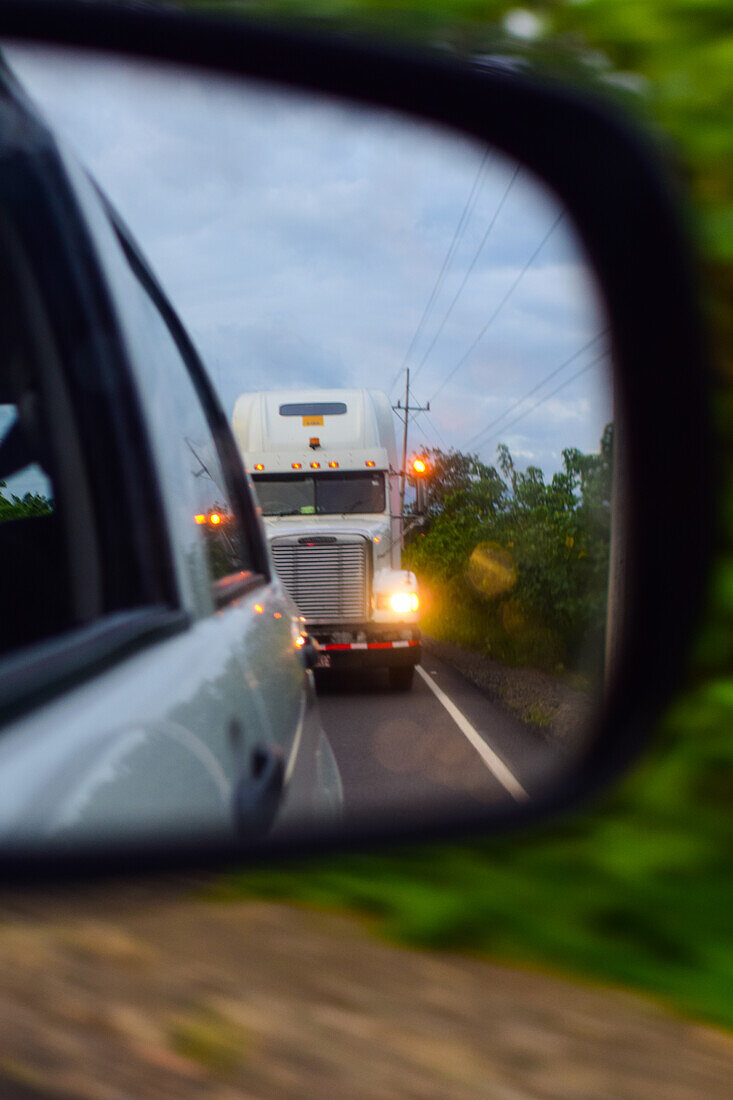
[316,652,566,824]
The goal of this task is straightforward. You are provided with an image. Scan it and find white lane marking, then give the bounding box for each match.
[416,666,529,802]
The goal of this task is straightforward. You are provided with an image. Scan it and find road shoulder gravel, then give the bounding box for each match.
[422,634,596,754]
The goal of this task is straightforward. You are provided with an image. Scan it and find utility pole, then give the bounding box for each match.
[393,368,430,548]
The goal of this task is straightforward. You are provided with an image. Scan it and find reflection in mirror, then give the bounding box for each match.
[1,46,613,851]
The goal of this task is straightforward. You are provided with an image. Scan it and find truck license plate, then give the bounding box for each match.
[314,653,331,669]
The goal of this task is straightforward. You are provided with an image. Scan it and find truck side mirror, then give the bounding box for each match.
[415,479,427,516]
[407,456,429,516]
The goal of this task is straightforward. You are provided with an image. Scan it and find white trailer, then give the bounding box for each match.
[232,389,420,690]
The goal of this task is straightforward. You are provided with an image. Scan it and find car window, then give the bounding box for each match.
[0,115,187,674]
[120,276,256,606]
[0,394,65,656]
[0,223,80,659]
[47,148,261,614]
[0,407,54,506]
[253,472,386,515]
[316,472,385,514]
[253,475,316,516]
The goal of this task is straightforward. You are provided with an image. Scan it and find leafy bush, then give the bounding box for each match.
[405,427,612,672]
[0,484,52,521]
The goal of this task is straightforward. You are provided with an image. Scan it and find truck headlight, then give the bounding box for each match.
[389,592,419,614]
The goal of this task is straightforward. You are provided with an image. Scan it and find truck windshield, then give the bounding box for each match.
[253,472,385,516]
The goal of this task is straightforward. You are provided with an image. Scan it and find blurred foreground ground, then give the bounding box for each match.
[0,882,731,1099]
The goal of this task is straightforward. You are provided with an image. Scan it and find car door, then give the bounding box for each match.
[69,163,309,784]
[0,77,301,847]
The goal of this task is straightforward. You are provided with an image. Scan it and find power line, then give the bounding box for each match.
[398,374,449,451]
[477,349,610,452]
[423,411,449,451]
[405,379,449,451]
[414,408,449,451]
[468,329,609,448]
[390,147,492,394]
[412,416,439,450]
[428,208,565,404]
[411,162,522,387]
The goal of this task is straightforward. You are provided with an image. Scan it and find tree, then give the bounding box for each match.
[410,447,507,522]
[0,483,53,521]
[405,430,613,663]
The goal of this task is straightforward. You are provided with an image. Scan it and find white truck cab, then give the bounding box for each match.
[232,389,421,690]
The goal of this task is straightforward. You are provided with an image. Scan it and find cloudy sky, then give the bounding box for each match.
[6,45,612,477]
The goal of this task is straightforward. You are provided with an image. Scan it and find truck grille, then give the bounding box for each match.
[271,539,369,622]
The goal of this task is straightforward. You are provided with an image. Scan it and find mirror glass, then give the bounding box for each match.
[0,45,613,852]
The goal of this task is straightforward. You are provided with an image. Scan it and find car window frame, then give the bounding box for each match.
[100,196,272,602]
[0,67,191,723]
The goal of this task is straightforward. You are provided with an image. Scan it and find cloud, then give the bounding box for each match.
[6,45,612,476]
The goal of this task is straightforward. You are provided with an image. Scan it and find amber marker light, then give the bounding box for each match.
[292,462,302,470]
[310,461,320,469]
[194,514,206,525]
[328,461,339,468]
[294,634,306,649]
[365,460,376,467]
[254,463,264,471]
[254,603,264,615]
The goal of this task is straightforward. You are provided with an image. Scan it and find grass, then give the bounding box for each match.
[418,576,567,673]
[524,703,555,727]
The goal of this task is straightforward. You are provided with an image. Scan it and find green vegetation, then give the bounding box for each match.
[525,702,553,727]
[189,0,733,1032]
[0,484,52,521]
[404,431,612,673]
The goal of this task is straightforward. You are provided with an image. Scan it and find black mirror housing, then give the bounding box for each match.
[0,1,712,878]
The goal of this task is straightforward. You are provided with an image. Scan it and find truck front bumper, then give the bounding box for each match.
[307,625,421,671]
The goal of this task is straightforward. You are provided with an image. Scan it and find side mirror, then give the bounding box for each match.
[0,3,710,876]
[301,638,319,672]
[415,481,427,518]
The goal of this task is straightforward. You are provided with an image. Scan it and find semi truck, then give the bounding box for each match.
[232,389,421,690]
